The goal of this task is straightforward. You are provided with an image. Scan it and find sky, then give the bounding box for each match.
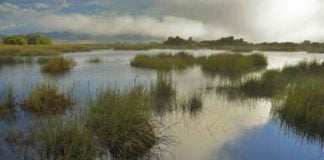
[0,0,324,42]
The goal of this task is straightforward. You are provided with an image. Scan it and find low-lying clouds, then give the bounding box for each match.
[1,0,324,42]
[36,14,216,39]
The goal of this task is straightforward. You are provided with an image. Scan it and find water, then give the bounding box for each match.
[0,49,323,160]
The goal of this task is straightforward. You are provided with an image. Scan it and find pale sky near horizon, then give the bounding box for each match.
[0,0,323,42]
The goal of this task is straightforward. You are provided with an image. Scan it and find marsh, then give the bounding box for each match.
[0,49,323,160]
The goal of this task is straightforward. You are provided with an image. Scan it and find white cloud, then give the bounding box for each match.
[0,23,18,30]
[0,2,20,12]
[34,3,48,9]
[1,0,324,42]
[59,0,70,8]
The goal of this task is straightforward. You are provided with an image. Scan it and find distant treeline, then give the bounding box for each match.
[163,36,324,53]
[1,34,52,45]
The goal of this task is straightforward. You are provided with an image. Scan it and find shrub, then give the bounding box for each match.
[2,35,28,45]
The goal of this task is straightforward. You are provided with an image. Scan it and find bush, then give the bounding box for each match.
[26,35,52,45]
[2,35,28,45]
[2,34,52,45]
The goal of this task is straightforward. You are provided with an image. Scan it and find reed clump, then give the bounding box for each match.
[131,52,196,70]
[86,86,157,159]
[41,57,76,73]
[22,83,73,115]
[38,118,95,160]
[274,82,324,140]
[201,53,267,76]
[238,60,324,98]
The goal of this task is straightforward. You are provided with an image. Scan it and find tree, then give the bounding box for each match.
[2,34,52,45]
[2,35,28,45]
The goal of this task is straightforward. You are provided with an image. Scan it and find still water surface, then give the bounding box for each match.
[0,50,323,160]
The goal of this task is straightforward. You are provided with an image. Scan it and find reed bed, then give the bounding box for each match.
[41,57,76,73]
[131,52,196,70]
[273,82,324,141]
[201,53,267,76]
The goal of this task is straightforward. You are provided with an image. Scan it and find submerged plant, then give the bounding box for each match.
[150,72,177,115]
[0,56,30,64]
[180,90,203,117]
[22,83,74,115]
[87,57,103,63]
[41,57,76,73]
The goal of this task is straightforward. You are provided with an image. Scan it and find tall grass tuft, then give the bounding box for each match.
[86,86,157,159]
[38,117,95,160]
[274,82,324,141]
[41,57,76,73]
[22,83,74,115]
